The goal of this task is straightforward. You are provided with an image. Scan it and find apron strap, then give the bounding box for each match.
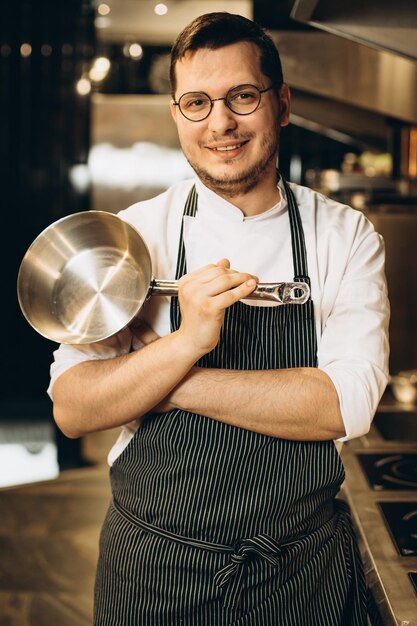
[281,176,311,286]
[174,184,198,281]
[213,534,283,609]
[113,497,298,611]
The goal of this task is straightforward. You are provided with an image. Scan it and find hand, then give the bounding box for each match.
[177,258,257,359]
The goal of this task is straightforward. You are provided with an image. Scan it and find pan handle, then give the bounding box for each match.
[150,279,310,305]
[149,280,179,296]
[247,282,310,304]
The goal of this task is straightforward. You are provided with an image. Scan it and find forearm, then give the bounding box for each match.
[52,330,197,439]
[52,261,258,439]
[167,366,345,440]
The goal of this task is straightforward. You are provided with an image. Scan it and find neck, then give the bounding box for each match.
[203,170,281,217]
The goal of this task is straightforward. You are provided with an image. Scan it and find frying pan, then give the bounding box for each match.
[17,211,310,345]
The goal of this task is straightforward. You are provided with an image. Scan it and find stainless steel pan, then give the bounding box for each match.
[17,210,310,345]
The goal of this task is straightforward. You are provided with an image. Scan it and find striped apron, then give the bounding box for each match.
[94,180,367,626]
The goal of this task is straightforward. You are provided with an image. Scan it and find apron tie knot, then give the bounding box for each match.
[213,534,282,609]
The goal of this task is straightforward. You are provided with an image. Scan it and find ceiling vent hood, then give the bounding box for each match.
[290,0,417,61]
[269,30,417,131]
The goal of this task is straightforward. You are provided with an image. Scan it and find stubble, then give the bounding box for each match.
[183,130,280,199]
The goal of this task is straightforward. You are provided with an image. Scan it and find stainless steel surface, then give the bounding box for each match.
[244,282,310,304]
[149,279,180,296]
[17,211,152,345]
[17,211,311,345]
[291,0,417,62]
[150,279,310,305]
[271,31,417,127]
[341,395,417,625]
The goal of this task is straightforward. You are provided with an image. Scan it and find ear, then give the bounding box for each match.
[278,83,291,128]
[170,99,178,124]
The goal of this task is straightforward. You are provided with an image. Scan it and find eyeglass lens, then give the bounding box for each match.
[178,84,262,121]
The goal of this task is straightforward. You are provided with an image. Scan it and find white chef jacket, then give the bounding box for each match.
[47,177,390,464]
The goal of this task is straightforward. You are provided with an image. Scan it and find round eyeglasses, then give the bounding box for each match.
[173,83,275,122]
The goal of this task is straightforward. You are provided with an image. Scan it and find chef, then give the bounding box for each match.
[49,12,389,626]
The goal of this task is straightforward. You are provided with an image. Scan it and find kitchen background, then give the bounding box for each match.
[0,1,416,624]
[5,0,417,474]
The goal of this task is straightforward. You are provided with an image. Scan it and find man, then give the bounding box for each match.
[49,12,389,626]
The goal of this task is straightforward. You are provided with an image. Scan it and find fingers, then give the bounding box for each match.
[200,271,256,297]
[176,261,257,357]
[180,260,230,284]
[179,260,258,294]
[211,277,257,307]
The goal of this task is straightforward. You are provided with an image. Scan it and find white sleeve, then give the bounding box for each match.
[317,214,390,441]
[47,327,134,400]
[45,181,193,404]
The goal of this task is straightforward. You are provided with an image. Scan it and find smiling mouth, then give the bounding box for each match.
[208,141,249,152]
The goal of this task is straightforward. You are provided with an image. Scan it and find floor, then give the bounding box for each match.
[0,430,118,626]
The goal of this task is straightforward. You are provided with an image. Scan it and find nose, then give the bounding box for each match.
[207,99,238,134]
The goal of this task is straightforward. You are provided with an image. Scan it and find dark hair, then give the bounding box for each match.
[170,12,284,96]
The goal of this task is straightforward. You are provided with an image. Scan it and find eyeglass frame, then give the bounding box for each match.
[172,83,276,122]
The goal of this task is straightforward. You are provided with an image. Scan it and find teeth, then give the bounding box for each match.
[214,144,242,151]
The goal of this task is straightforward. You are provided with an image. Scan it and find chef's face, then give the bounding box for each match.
[170,41,290,198]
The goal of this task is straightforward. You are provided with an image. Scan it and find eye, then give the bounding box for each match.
[229,87,258,105]
[181,93,210,111]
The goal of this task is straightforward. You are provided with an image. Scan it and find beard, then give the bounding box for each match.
[182,130,280,199]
